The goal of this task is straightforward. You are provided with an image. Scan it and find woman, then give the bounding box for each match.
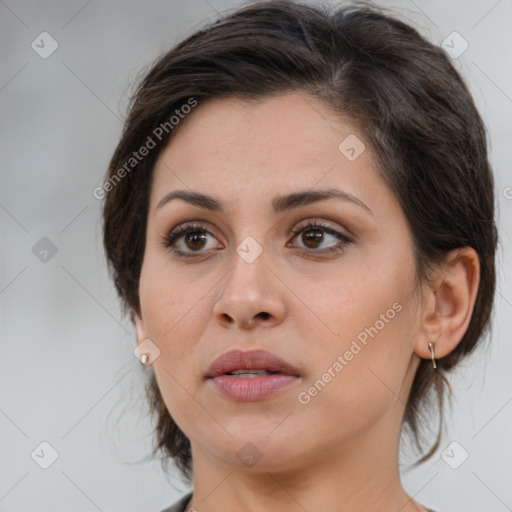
[101,1,497,511]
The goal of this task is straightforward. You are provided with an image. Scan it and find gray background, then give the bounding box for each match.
[1,0,511,511]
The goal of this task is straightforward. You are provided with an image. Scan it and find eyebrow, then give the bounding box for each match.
[155,188,373,216]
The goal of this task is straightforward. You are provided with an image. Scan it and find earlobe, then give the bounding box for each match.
[415,247,480,362]
[134,313,154,366]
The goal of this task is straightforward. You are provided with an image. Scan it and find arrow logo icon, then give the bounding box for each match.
[237,442,262,468]
[441,32,468,59]
[31,441,59,469]
[338,134,365,161]
[32,237,58,262]
[31,31,59,59]
[236,236,262,263]
[441,440,469,469]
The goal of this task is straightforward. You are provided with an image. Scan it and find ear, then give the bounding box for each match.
[133,313,158,366]
[414,247,480,360]
[134,313,148,344]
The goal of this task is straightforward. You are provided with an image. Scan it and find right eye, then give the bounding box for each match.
[162,223,222,258]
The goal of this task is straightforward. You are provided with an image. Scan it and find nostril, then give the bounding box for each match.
[256,312,270,320]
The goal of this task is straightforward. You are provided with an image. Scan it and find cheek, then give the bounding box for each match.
[139,254,206,340]
[138,260,211,395]
[138,250,229,352]
[295,256,417,408]
[294,305,417,447]
[139,263,214,434]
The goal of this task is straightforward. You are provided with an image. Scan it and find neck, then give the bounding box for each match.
[187,413,424,512]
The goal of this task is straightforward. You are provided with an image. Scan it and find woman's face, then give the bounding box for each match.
[136,92,427,473]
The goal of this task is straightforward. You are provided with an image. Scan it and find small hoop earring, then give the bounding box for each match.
[140,352,151,366]
[428,341,437,370]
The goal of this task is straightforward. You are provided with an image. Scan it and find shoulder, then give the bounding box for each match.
[158,491,193,512]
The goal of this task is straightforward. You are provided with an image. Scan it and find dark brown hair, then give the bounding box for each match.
[102,0,497,482]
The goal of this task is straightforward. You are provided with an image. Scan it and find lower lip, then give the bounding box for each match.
[208,374,299,401]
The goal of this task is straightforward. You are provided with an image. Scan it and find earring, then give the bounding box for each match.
[140,352,151,366]
[428,341,437,370]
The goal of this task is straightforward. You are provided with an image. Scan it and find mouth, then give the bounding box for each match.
[223,369,276,378]
[205,348,301,379]
[205,349,301,402]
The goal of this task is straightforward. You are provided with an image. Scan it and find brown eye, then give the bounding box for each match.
[162,224,221,257]
[184,231,208,251]
[290,221,353,254]
[301,227,324,249]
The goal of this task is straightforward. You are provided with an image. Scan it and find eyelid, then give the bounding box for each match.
[290,218,352,239]
[161,222,223,247]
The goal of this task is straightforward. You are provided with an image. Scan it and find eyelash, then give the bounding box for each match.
[161,221,353,259]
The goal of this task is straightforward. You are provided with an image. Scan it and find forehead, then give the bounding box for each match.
[150,92,385,212]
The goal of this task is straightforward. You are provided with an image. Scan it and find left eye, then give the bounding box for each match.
[289,221,353,254]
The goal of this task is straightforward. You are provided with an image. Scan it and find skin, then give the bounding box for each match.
[135,92,480,512]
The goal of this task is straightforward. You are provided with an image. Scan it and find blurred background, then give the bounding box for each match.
[1,1,511,511]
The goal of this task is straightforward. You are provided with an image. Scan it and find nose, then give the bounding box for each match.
[213,248,286,330]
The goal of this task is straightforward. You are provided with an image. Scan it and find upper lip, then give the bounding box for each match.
[206,349,301,378]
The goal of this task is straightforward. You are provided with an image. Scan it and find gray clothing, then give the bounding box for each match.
[159,492,437,511]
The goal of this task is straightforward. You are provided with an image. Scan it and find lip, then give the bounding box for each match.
[206,349,301,378]
[205,349,302,402]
